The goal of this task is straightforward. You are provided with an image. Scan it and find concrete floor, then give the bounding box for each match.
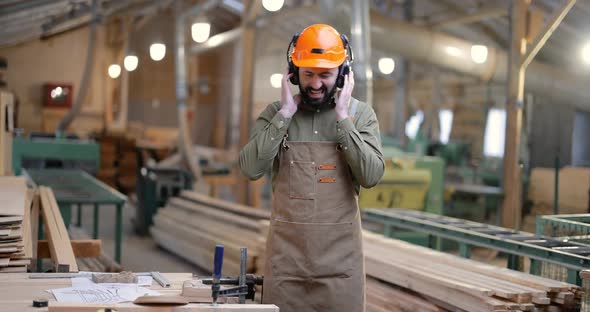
[73,200,208,275]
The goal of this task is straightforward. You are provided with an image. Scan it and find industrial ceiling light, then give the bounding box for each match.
[150,43,166,61]
[378,57,395,75]
[108,64,121,79]
[471,45,488,64]
[192,22,211,43]
[270,73,283,88]
[262,0,284,12]
[123,55,138,71]
[582,42,590,64]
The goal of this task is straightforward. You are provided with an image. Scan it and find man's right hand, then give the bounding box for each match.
[278,69,300,119]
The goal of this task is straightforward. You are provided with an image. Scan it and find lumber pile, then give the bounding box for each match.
[150,190,269,275]
[150,191,582,310]
[366,277,444,312]
[363,231,580,312]
[0,177,32,272]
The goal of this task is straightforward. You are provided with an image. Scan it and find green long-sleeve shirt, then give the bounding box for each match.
[239,97,385,193]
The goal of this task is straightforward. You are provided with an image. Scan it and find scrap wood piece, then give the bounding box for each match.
[39,186,78,272]
[92,272,137,284]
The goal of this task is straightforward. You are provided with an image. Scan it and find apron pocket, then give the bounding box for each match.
[289,161,316,199]
[269,220,356,279]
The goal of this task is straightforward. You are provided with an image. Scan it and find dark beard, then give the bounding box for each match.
[299,84,337,111]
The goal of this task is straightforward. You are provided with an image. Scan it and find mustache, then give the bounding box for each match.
[304,85,327,94]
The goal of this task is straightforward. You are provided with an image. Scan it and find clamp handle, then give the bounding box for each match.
[213,245,224,280]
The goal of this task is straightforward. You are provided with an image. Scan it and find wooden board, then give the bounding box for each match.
[39,187,78,272]
[6,259,30,267]
[37,239,101,259]
[23,189,33,259]
[0,177,27,216]
[0,265,26,273]
[30,189,40,271]
[0,216,23,225]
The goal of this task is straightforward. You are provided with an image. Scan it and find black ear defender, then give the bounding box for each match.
[286,33,301,85]
[336,34,354,88]
[286,32,354,87]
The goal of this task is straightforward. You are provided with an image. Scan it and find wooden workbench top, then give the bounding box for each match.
[0,273,278,312]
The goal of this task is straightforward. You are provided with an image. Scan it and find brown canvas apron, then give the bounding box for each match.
[262,139,365,312]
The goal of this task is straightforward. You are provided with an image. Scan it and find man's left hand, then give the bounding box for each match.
[335,70,354,121]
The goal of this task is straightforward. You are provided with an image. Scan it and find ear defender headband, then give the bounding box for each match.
[286,32,354,88]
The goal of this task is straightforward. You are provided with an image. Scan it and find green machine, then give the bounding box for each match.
[12,135,100,175]
[360,144,446,248]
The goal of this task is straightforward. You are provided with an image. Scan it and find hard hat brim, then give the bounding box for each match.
[292,57,345,69]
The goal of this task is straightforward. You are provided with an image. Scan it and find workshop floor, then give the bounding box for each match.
[73,200,208,275]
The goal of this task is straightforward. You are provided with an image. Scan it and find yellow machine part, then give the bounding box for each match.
[359,159,431,210]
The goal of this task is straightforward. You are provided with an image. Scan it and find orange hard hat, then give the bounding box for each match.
[291,24,347,69]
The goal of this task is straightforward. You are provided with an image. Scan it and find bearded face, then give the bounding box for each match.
[297,67,339,109]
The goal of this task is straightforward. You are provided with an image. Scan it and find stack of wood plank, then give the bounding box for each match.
[0,176,32,272]
[150,191,582,310]
[151,190,270,276]
[363,231,580,312]
[366,277,444,312]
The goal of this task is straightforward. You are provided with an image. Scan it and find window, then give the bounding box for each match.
[405,110,424,139]
[439,109,453,144]
[483,108,506,158]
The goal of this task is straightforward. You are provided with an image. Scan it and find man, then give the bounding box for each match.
[239,24,384,312]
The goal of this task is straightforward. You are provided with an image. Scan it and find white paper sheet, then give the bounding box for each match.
[49,285,159,304]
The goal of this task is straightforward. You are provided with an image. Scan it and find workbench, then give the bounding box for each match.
[25,169,127,263]
[0,273,278,312]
